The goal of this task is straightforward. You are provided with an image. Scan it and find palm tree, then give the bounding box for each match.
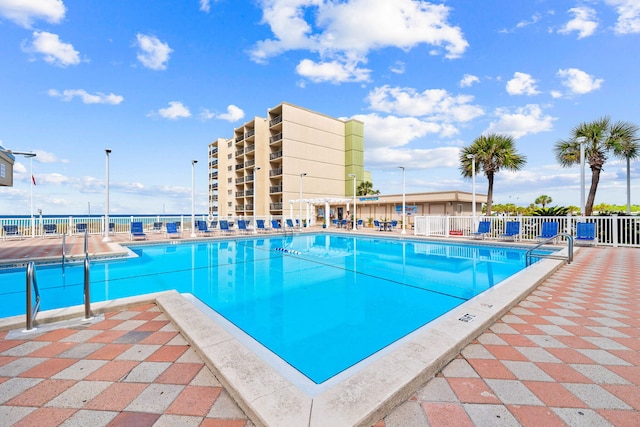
[535,195,552,208]
[611,124,640,213]
[357,181,379,196]
[554,117,639,216]
[460,133,527,216]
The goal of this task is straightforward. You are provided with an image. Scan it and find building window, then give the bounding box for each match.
[228,178,232,183]
[227,166,232,171]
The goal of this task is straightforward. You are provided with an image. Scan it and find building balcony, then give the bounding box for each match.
[269,133,282,143]
[245,144,255,154]
[245,159,255,168]
[236,205,245,211]
[235,164,244,170]
[246,204,254,211]
[269,115,282,127]
[270,202,283,211]
[269,185,283,194]
[246,189,254,197]
[269,167,283,177]
[269,150,283,160]
[235,134,244,143]
[245,129,255,139]
[235,148,244,157]
[236,177,245,184]
[236,191,245,197]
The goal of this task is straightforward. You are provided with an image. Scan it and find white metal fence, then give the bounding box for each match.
[413,214,640,248]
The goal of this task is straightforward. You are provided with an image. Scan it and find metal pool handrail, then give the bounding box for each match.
[526,233,573,266]
[25,261,41,331]
[83,253,92,321]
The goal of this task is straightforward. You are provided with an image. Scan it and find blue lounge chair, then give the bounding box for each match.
[537,222,559,243]
[165,222,181,238]
[219,220,235,234]
[357,219,363,228]
[500,221,520,241]
[373,220,383,231]
[237,219,249,234]
[209,220,218,231]
[42,223,59,238]
[152,222,163,233]
[471,221,491,239]
[256,219,267,233]
[576,222,597,245]
[390,220,398,231]
[285,219,295,229]
[271,219,282,231]
[2,224,23,240]
[76,223,88,235]
[130,221,147,240]
[197,220,214,236]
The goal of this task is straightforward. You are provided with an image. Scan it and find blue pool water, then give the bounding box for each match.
[0,234,542,383]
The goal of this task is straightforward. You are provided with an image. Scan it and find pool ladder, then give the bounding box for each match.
[525,233,574,266]
[25,230,93,332]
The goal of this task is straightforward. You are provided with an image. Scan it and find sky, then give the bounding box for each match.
[1,0,639,216]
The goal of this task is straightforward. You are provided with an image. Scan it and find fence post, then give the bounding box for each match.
[612,214,618,247]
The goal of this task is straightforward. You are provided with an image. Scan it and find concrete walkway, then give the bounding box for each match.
[1,233,638,426]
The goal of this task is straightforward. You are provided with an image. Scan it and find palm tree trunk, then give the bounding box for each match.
[586,166,602,216]
[485,172,494,216]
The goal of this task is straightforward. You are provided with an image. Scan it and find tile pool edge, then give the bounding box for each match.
[156,253,569,427]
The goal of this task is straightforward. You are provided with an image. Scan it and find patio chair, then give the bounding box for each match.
[130,221,147,240]
[576,222,597,245]
[271,219,282,231]
[76,223,88,235]
[2,225,23,240]
[219,220,235,234]
[237,219,250,234]
[499,221,520,241]
[43,223,59,238]
[285,219,295,229]
[256,219,267,233]
[471,220,491,239]
[536,221,559,243]
[390,220,398,231]
[209,220,218,231]
[152,222,163,233]
[165,222,181,239]
[373,220,384,231]
[197,220,214,236]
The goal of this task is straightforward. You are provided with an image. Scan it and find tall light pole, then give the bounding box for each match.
[11,151,37,237]
[348,173,357,230]
[466,154,476,227]
[191,160,198,237]
[299,172,307,229]
[103,149,111,242]
[577,137,587,216]
[253,166,261,234]
[398,166,406,234]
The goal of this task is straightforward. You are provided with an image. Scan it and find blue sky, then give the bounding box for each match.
[1,0,638,215]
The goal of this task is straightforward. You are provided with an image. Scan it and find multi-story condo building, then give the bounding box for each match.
[208,102,365,219]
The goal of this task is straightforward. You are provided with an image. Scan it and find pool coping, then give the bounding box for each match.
[0,237,572,426]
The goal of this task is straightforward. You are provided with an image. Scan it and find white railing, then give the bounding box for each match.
[413,214,640,248]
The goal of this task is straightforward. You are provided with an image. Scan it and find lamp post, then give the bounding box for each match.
[11,151,37,237]
[397,166,406,234]
[466,154,476,227]
[103,149,111,242]
[253,166,261,234]
[348,173,357,230]
[299,173,307,229]
[191,160,198,237]
[577,137,587,216]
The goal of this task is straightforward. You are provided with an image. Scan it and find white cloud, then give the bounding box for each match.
[199,0,211,13]
[459,74,479,88]
[250,0,468,83]
[365,146,460,169]
[296,57,371,83]
[605,0,640,34]
[506,72,540,96]
[154,101,191,120]
[217,105,245,122]
[33,150,68,163]
[389,61,405,75]
[558,7,598,39]
[0,0,65,28]
[48,89,124,105]
[485,104,556,139]
[24,31,80,67]
[135,33,172,70]
[351,113,448,149]
[557,68,603,95]
[367,85,484,123]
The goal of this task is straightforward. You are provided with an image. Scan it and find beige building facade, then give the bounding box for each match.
[208,102,487,225]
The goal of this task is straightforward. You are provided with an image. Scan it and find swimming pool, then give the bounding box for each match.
[0,233,545,384]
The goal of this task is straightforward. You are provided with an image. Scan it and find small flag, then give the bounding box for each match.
[32,175,36,186]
